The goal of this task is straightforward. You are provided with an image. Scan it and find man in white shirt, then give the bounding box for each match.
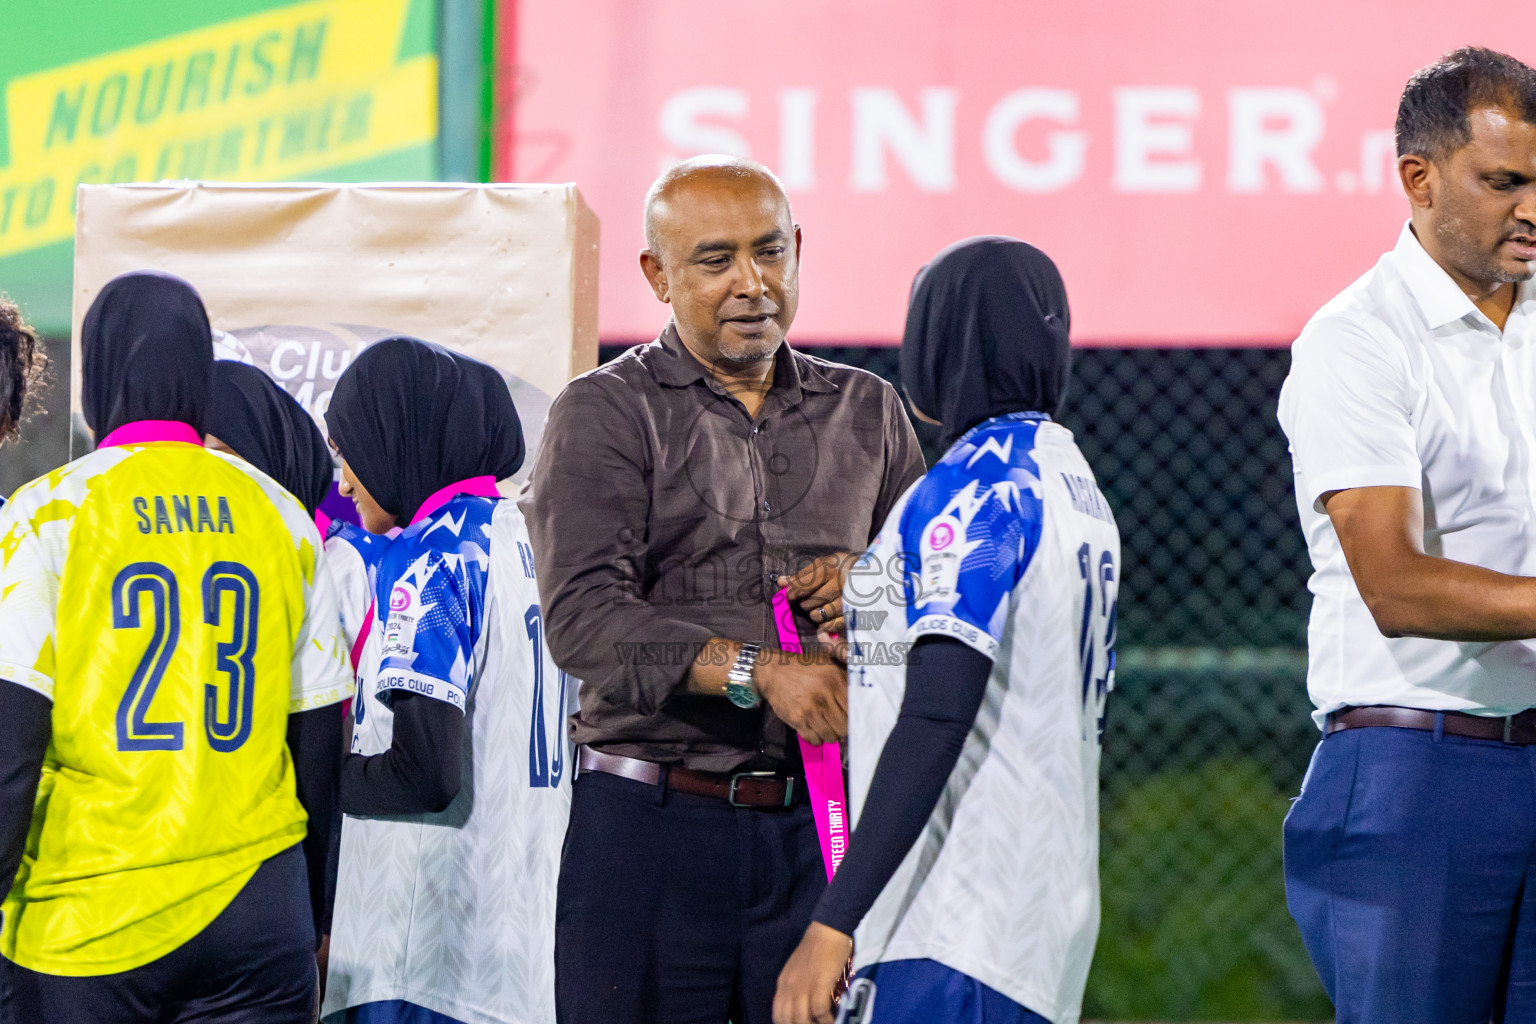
[1278,46,1536,1024]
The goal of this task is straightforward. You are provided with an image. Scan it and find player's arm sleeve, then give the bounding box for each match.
[341,549,473,815]
[904,488,1039,660]
[522,379,716,714]
[811,636,992,935]
[340,694,464,815]
[280,534,351,941]
[290,538,354,713]
[287,701,343,945]
[0,502,61,700]
[321,706,351,938]
[1278,319,1421,512]
[0,501,57,895]
[869,384,928,543]
[0,680,50,900]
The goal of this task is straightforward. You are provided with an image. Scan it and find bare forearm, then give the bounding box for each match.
[1359,552,1536,640]
[1325,485,1536,642]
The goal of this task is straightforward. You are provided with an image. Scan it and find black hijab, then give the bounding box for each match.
[900,236,1072,448]
[82,270,213,439]
[207,361,334,516]
[325,337,524,524]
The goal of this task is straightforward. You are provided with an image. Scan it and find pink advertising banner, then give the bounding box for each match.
[504,0,1533,345]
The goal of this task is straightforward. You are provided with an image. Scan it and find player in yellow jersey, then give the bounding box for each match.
[0,271,352,1022]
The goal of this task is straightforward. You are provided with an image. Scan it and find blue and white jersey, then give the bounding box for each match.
[844,413,1119,1024]
[324,518,388,659]
[324,495,573,1024]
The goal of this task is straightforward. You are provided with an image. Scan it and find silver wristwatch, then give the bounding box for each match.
[725,642,763,708]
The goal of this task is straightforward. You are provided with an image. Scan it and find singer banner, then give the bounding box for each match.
[505,0,1533,345]
[71,181,600,484]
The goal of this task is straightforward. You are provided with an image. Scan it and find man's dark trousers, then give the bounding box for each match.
[556,769,826,1024]
[1284,723,1536,1023]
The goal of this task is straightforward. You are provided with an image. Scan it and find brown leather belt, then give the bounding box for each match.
[577,746,802,808]
[1327,705,1536,745]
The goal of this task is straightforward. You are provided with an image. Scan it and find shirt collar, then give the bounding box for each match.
[952,411,1051,448]
[1391,221,1488,330]
[648,322,838,397]
[96,420,202,448]
[649,323,710,387]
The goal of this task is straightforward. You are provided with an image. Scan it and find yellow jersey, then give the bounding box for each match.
[0,438,352,976]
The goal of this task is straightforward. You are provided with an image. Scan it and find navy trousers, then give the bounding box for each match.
[555,769,826,1024]
[0,843,316,1024]
[1284,724,1536,1023]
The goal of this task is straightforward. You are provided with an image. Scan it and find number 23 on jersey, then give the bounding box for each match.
[112,559,260,753]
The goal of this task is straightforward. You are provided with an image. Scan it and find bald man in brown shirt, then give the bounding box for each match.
[523,156,923,1024]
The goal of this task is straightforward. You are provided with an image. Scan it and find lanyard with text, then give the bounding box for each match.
[773,586,848,881]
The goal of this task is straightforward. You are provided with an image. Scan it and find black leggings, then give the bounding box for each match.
[0,844,317,1024]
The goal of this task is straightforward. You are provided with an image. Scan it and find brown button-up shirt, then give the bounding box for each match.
[522,324,925,772]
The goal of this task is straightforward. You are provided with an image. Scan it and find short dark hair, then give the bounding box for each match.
[1396,46,1536,160]
[0,295,45,444]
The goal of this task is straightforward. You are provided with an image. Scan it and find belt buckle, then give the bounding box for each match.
[1504,713,1536,745]
[729,771,792,807]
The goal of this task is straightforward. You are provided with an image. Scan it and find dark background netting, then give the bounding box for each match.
[0,342,1329,1021]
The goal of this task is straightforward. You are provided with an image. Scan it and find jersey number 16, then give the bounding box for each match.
[1076,543,1118,745]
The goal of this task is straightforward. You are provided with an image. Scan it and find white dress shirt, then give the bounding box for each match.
[1279,222,1536,726]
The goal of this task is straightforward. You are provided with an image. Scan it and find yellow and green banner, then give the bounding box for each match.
[0,0,438,333]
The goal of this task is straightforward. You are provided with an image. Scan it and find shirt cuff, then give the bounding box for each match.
[905,615,999,660]
[289,681,352,713]
[1299,464,1421,513]
[0,662,54,702]
[375,669,467,713]
[617,622,718,716]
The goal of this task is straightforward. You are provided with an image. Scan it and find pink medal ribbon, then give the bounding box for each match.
[350,600,374,674]
[774,586,848,880]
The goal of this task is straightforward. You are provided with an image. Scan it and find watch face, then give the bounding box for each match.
[725,682,761,709]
